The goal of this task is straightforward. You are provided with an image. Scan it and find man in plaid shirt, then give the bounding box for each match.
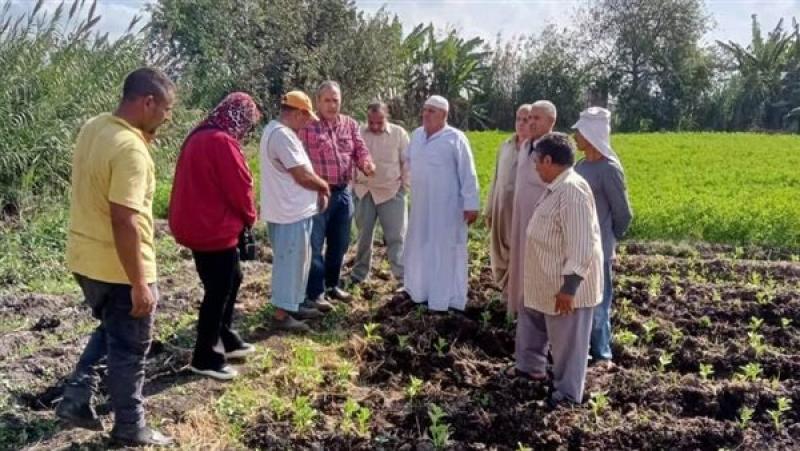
[298,80,375,306]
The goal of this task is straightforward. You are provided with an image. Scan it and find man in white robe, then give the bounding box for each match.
[403,95,480,312]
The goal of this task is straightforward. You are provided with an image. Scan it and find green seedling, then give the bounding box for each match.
[748,271,762,287]
[336,361,357,386]
[780,318,792,329]
[480,310,492,330]
[516,443,533,451]
[670,328,684,348]
[747,332,767,357]
[342,398,359,433]
[434,337,448,357]
[737,406,754,429]
[291,396,317,434]
[642,319,658,344]
[767,397,792,431]
[755,291,770,305]
[699,363,714,381]
[748,316,764,332]
[712,289,722,303]
[657,351,673,372]
[737,362,763,382]
[614,329,638,347]
[267,394,289,420]
[589,391,609,423]
[355,405,372,436]
[397,334,410,349]
[647,274,662,298]
[363,323,382,342]
[699,315,712,328]
[406,376,423,399]
[428,403,451,450]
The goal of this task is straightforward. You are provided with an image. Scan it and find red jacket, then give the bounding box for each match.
[169,128,257,251]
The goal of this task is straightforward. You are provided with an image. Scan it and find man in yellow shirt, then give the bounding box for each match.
[56,68,175,447]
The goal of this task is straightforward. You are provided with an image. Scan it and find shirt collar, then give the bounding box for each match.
[546,167,573,192]
[365,123,390,135]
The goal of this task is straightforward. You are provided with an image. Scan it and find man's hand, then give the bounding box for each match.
[362,161,376,177]
[318,192,330,212]
[554,292,575,315]
[130,282,156,318]
[464,210,479,225]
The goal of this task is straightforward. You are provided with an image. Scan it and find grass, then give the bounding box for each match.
[4,130,800,293]
[467,131,800,249]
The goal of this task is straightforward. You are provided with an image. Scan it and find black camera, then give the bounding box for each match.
[238,228,257,261]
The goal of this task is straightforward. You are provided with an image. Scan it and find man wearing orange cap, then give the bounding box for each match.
[260,91,331,332]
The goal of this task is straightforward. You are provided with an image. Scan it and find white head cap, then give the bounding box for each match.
[572,107,620,165]
[424,95,449,112]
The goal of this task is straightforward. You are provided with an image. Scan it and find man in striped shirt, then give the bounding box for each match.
[518,132,603,408]
[298,81,375,306]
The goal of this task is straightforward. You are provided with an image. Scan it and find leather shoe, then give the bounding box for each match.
[111,426,174,447]
[55,398,103,431]
[327,286,352,302]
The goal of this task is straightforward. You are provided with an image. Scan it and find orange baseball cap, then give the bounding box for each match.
[281,91,318,120]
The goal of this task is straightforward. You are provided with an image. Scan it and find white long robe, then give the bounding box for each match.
[403,125,479,311]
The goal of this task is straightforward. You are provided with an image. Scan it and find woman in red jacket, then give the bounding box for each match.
[169,92,261,380]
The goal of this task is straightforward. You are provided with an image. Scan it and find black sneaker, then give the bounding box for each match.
[213,339,256,359]
[273,315,311,333]
[55,398,103,431]
[111,426,174,447]
[189,364,239,381]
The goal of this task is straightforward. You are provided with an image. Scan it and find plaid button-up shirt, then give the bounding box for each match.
[298,115,372,185]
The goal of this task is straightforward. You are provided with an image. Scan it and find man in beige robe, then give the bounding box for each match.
[506,100,557,314]
[485,104,533,295]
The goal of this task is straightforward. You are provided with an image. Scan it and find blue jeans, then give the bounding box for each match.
[306,186,353,299]
[590,260,614,361]
[269,218,313,312]
[62,274,156,431]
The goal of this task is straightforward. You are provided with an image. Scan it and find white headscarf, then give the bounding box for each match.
[572,107,620,166]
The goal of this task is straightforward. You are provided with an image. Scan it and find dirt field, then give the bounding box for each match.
[1,235,799,450]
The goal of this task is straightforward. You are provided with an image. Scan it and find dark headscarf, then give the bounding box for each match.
[196,92,262,142]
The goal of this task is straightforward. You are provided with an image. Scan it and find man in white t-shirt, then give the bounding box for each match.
[260,91,330,332]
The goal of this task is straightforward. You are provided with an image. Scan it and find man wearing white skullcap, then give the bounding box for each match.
[573,106,633,368]
[402,95,480,312]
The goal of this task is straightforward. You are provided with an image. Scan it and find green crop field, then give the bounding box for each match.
[467,131,800,249]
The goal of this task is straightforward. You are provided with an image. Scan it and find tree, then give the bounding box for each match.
[147,0,404,117]
[394,24,490,129]
[583,0,713,131]
[718,15,800,129]
[516,26,588,129]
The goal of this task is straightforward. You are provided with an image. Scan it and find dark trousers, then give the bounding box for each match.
[63,274,156,431]
[306,186,353,299]
[191,247,244,368]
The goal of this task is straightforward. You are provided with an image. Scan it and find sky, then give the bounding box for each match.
[7,0,800,45]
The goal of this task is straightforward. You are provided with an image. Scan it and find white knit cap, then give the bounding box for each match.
[572,107,620,165]
[424,95,449,112]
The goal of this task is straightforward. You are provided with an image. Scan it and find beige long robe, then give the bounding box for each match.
[484,136,519,293]
[506,140,547,314]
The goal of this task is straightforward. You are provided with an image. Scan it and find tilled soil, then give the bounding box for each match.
[243,242,800,450]
[2,239,799,450]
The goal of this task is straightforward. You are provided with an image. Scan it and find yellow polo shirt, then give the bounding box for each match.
[66,113,157,284]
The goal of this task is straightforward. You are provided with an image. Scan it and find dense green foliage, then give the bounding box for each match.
[468,131,800,247]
